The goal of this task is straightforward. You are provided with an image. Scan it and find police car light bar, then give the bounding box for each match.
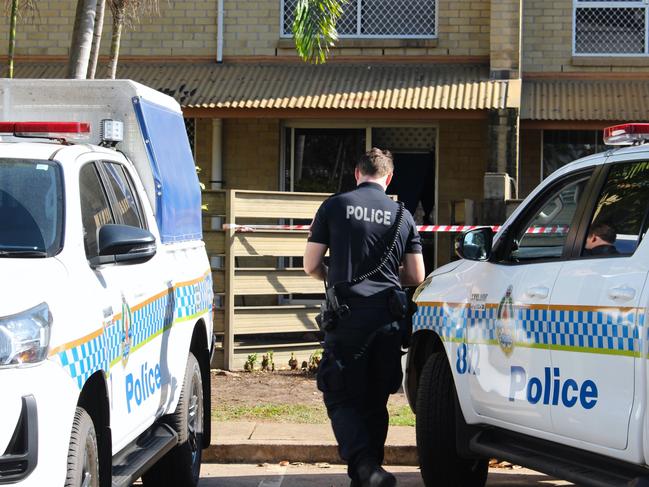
[603,123,649,146]
[0,121,90,140]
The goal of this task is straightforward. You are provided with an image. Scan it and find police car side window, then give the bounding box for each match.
[79,163,115,259]
[100,162,146,229]
[507,175,591,262]
[580,161,649,258]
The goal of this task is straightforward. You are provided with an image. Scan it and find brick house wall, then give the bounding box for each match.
[523,0,649,73]
[1,0,490,59]
[0,1,217,57]
[194,118,214,186]
[222,119,280,191]
[437,119,488,264]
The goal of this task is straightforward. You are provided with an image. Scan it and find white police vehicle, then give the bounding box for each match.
[406,123,649,487]
[0,80,214,487]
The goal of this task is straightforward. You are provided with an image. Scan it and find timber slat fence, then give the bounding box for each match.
[203,189,328,370]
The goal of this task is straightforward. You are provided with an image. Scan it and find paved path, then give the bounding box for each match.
[198,463,574,486]
[204,421,574,485]
[207,421,416,464]
[214,421,415,445]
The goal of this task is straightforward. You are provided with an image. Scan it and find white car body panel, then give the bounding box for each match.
[0,80,213,485]
[411,144,649,467]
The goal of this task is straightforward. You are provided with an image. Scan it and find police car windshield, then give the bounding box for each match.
[0,159,63,257]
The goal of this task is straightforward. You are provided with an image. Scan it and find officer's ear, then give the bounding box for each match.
[354,166,361,182]
[385,172,393,187]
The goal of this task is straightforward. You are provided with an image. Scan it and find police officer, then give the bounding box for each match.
[304,148,425,487]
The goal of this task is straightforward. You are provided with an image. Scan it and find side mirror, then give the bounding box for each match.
[455,227,493,261]
[90,224,156,267]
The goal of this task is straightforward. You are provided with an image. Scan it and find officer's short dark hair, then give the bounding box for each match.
[357,148,394,177]
[589,222,616,244]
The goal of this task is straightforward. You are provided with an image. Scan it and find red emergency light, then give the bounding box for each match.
[0,121,90,140]
[603,123,649,146]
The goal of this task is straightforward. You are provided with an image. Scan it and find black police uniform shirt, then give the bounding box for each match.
[308,182,422,297]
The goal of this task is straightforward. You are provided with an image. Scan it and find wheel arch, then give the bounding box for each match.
[189,319,211,449]
[406,330,445,413]
[77,371,111,487]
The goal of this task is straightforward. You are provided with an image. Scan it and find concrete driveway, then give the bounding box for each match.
[198,463,574,486]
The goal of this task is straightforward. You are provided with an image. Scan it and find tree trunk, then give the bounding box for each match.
[107,8,123,80]
[67,0,98,79]
[7,0,18,78]
[87,0,105,79]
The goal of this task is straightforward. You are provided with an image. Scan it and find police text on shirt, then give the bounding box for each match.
[346,205,392,225]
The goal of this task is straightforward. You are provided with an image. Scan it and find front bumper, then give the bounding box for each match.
[0,360,79,486]
[0,396,37,484]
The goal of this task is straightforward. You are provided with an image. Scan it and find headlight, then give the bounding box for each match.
[0,303,52,367]
[412,274,433,302]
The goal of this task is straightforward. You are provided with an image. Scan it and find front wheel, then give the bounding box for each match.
[65,407,100,487]
[142,353,204,487]
[415,352,488,487]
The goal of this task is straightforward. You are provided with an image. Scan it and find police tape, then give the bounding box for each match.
[221,224,570,234]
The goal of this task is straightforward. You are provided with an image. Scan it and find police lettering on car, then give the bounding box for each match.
[304,148,425,487]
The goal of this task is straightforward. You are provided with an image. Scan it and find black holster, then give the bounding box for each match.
[398,288,418,348]
[316,285,351,332]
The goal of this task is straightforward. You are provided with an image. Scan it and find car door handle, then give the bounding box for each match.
[608,286,636,302]
[526,286,549,299]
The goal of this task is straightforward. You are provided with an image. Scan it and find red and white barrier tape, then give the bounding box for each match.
[222,223,570,234]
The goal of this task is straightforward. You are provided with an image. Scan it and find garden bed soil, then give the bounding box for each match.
[211,368,410,422]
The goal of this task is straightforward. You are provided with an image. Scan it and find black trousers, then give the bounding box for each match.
[316,305,403,481]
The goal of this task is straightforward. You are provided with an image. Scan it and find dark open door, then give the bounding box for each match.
[387,152,435,273]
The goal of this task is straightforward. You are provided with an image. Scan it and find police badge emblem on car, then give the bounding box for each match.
[496,285,515,357]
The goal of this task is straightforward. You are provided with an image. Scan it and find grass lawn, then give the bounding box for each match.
[214,403,415,427]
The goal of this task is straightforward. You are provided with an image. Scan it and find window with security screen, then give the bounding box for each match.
[574,0,648,55]
[281,0,437,39]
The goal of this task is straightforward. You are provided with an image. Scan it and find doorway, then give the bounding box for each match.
[373,127,436,274]
[387,151,436,273]
[282,124,437,273]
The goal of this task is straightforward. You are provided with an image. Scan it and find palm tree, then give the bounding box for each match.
[87,0,106,79]
[291,0,347,64]
[5,0,37,78]
[106,0,159,79]
[68,0,98,79]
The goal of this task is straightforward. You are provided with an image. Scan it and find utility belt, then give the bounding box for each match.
[315,284,410,333]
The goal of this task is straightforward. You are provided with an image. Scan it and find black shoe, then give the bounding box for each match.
[358,466,396,487]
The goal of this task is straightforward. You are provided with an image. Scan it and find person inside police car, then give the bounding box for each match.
[304,148,425,487]
[583,222,619,256]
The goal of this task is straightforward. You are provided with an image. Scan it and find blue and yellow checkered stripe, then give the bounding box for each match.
[57,331,108,389]
[413,302,642,357]
[51,272,213,389]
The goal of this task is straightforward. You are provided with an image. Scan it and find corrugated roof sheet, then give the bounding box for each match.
[522,79,649,121]
[13,62,518,111]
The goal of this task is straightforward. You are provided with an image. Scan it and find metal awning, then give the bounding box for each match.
[13,62,519,111]
[522,79,649,121]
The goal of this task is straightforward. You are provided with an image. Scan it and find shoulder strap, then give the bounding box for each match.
[349,202,405,285]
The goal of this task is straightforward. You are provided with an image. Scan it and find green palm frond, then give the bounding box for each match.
[292,0,347,64]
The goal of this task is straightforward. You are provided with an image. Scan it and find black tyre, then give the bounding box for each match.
[142,353,204,487]
[65,407,100,487]
[416,352,488,487]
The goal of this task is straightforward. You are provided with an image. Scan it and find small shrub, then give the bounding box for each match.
[244,353,257,372]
